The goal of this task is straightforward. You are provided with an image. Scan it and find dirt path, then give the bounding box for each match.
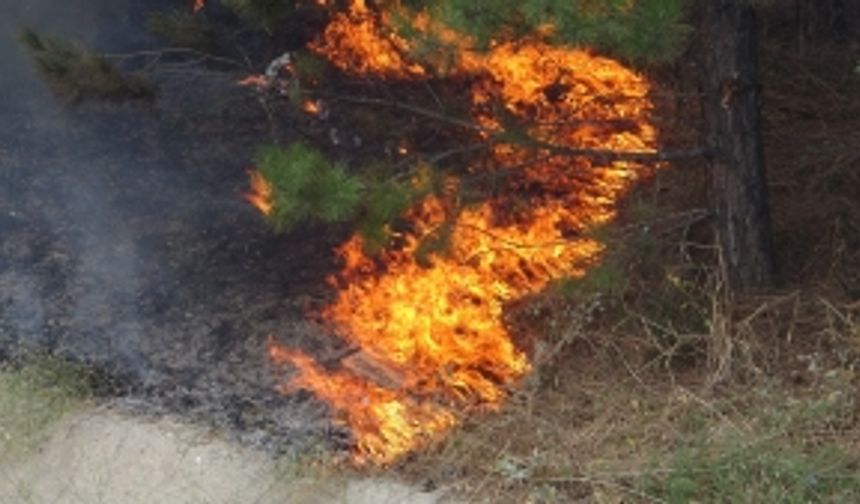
[0,407,449,504]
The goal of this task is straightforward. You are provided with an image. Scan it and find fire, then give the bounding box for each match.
[308,1,426,78]
[237,74,268,88]
[244,169,273,216]
[258,2,658,464]
[191,0,205,13]
[302,99,323,116]
[268,338,456,464]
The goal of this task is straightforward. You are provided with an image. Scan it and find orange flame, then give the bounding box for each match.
[244,169,273,216]
[308,1,426,78]
[259,1,658,464]
[269,339,456,464]
[192,0,205,14]
[302,99,322,116]
[237,74,268,88]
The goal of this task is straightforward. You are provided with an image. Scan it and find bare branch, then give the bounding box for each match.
[313,91,489,132]
[101,48,249,70]
[526,140,712,163]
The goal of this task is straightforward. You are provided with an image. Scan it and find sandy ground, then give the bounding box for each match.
[0,408,449,504]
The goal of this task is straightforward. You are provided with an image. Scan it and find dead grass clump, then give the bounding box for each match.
[18,29,154,102]
[393,288,860,502]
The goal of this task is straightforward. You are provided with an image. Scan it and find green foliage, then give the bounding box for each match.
[645,439,860,503]
[292,51,329,82]
[555,261,625,299]
[434,0,523,51]
[402,0,690,64]
[257,143,363,232]
[256,143,443,251]
[223,0,295,32]
[18,29,153,101]
[392,14,460,72]
[357,179,415,251]
[147,9,218,52]
[640,381,860,503]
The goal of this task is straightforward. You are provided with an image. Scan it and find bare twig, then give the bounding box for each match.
[422,80,445,111]
[102,47,248,70]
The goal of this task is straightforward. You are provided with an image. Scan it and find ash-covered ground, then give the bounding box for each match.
[0,0,345,453]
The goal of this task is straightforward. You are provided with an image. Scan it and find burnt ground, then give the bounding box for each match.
[0,0,350,453]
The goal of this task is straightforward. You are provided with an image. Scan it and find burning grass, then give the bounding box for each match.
[4,3,858,500]
[228,1,860,495]
[251,0,661,465]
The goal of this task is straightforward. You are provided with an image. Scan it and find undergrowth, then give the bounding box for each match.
[640,375,860,503]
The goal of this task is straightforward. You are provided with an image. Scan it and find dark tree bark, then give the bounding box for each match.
[702,1,775,291]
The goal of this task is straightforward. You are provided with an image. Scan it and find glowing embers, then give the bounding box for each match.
[256,1,657,464]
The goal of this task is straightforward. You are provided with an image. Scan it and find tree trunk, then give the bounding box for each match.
[702,1,775,291]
